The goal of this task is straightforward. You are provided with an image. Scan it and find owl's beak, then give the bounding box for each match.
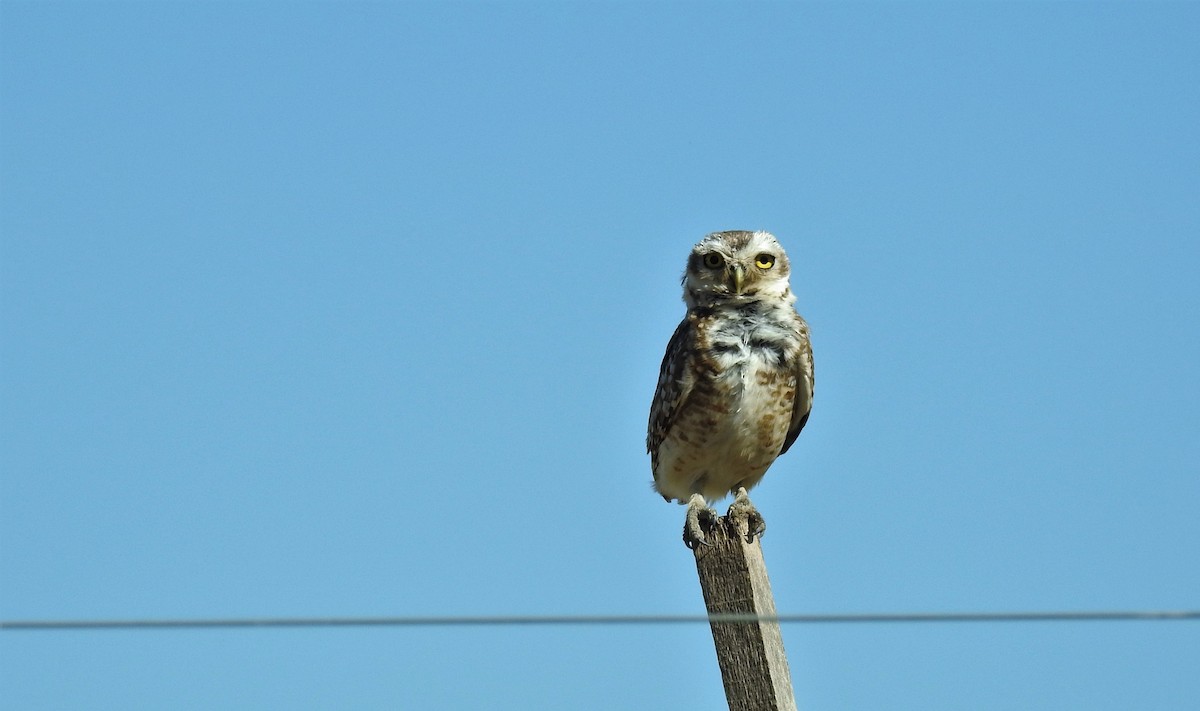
[731,263,746,295]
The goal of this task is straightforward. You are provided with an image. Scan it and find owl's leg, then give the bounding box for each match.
[683,493,719,549]
[727,487,767,543]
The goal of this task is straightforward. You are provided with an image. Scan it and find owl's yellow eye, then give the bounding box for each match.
[755,253,776,269]
[702,253,724,269]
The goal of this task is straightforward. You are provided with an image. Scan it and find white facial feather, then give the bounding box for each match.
[683,230,794,309]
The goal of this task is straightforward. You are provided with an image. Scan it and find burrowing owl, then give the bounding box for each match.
[647,230,814,548]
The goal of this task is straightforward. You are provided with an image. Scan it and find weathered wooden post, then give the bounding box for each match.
[692,512,798,711]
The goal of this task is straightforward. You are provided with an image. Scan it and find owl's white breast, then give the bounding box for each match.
[710,340,793,460]
[654,304,799,503]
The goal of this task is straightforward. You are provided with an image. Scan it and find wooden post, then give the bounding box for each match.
[693,513,798,711]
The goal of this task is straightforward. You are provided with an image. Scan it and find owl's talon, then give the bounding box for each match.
[683,494,719,549]
[727,487,767,543]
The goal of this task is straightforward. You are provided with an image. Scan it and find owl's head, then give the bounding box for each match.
[682,230,794,309]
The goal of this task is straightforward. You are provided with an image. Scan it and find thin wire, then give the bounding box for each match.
[2,610,1197,631]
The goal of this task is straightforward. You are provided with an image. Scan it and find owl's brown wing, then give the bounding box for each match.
[779,316,814,456]
[647,317,697,472]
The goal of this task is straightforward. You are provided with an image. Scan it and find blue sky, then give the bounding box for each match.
[2,2,1198,709]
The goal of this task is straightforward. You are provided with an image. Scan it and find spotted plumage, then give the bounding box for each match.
[647,230,814,547]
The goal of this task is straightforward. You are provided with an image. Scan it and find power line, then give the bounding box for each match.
[2,610,1197,631]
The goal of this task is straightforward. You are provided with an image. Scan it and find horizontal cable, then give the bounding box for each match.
[2,610,1198,631]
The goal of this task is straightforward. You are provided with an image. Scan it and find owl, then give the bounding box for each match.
[647,230,814,548]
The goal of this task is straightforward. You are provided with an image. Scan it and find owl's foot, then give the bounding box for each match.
[727,487,766,543]
[683,493,719,549]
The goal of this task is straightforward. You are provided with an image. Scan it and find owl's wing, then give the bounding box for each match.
[779,317,814,456]
[647,317,697,467]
